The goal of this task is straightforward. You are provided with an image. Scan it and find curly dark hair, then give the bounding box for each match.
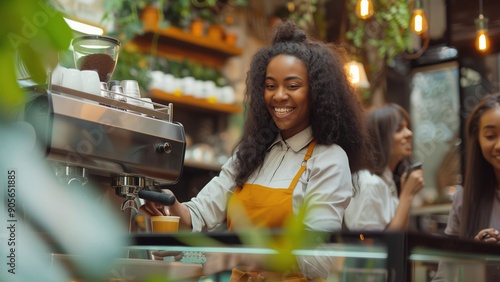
[233,19,373,188]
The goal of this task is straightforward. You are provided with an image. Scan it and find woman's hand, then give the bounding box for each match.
[387,168,424,231]
[474,228,500,243]
[400,168,424,197]
[139,189,193,230]
[139,189,175,217]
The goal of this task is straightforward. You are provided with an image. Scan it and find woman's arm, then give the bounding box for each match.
[140,155,238,231]
[386,169,424,231]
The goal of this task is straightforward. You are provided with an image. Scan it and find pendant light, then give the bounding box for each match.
[475,0,490,52]
[410,0,428,34]
[346,60,370,89]
[355,0,374,20]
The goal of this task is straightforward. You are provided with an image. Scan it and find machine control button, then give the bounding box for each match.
[156,142,172,153]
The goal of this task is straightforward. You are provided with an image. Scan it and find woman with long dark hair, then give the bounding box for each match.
[445,93,500,241]
[141,19,373,279]
[344,104,424,231]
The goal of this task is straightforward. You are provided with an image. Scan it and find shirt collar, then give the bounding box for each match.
[382,167,397,192]
[268,126,314,152]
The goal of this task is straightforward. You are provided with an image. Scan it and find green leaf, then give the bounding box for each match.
[368,39,380,46]
[378,45,387,58]
[0,46,24,121]
[129,21,144,34]
[158,21,170,29]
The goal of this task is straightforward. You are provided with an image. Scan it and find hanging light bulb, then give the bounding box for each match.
[355,0,374,20]
[475,0,490,52]
[410,0,428,34]
[346,61,370,88]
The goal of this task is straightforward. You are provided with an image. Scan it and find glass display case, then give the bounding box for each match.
[51,231,500,281]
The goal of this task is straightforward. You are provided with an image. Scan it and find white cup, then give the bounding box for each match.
[81,70,101,96]
[121,80,141,96]
[111,85,126,103]
[140,98,154,109]
[162,74,176,93]
[219,86,235,104]
[192,80,204,98]
[61,68,83,91]
[51,65,66,86]
[203,81,217,100]
[140,98,155,118]
[181,76,195,96]
[121,80,141,106]
[150,71,164,90]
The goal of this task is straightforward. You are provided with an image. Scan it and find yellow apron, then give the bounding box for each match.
[227,141,325,281]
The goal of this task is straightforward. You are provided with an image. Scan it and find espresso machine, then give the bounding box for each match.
[21,35,186,232]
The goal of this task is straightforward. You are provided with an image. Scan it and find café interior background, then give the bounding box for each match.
[0,0,500,281]
[1,1,500,280]
[5,0,500,231]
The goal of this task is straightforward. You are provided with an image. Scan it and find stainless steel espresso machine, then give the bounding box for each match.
[20,35,186,233]
[22,83,185,228]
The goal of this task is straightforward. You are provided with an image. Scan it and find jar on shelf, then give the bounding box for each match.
[190,18,204,37]
[207,24,225,41]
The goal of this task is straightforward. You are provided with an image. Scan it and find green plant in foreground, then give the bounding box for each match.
[0,0,72,121]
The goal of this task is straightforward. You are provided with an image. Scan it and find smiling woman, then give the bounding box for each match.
[141,19,373,280]
[344,104,424,232]
[444,92,500,241]
[264,54,310,140]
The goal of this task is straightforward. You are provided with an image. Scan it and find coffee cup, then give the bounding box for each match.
[81,70,101,96]
[151,216,180,233]
[121,80,141,96]
[51,65,66,86]
[61,68,83,91]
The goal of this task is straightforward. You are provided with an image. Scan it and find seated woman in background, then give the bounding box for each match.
[431,93,500,282]
[344,104,424,231]
[445,93,500,242]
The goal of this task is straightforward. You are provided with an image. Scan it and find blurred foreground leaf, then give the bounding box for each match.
[0,0,72,121]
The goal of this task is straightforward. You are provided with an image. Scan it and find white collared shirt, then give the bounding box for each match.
[344,167,399,231]
[183,127,352,278]
[184,126,353,233]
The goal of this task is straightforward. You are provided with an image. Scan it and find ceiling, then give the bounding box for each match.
[322,0,500,57]
[448,0,500,56]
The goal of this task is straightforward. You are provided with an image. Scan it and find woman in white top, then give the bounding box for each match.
[140,20,373,280]
[344,104,424,231]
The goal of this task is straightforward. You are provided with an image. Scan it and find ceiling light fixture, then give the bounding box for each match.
[410,0,428,35]
[355,0,374,20]
[475,0,490,52]
[346,60,370,89]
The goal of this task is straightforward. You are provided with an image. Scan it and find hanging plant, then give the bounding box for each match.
[344,0,414,104]
[345,0,413,64]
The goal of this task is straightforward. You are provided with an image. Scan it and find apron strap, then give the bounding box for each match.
[288,140,317,190]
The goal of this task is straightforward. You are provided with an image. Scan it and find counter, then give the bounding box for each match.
[52,230,500,281]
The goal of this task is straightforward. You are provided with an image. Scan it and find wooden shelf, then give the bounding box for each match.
[130,26,242,70]
[149,89,242,114]
[151,26,242,56]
